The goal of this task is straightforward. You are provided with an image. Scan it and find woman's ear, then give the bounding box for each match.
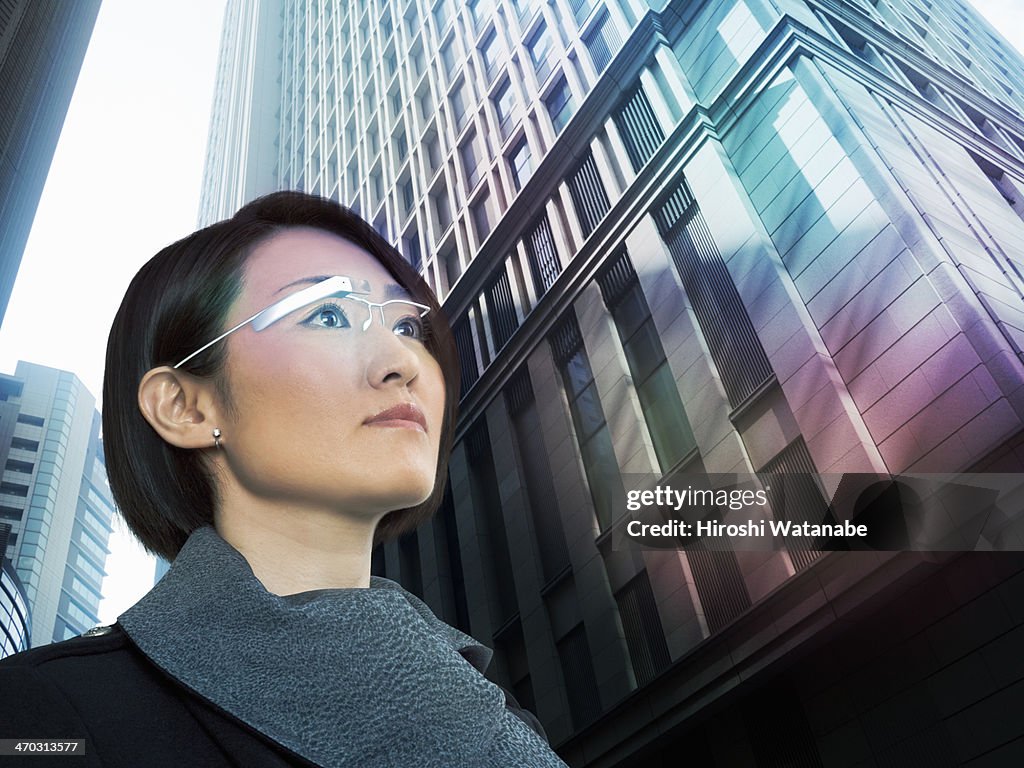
[138,366,223,450]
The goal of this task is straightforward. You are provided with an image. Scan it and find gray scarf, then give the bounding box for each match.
[118,525,567,767]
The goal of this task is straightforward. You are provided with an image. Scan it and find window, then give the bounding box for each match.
[494,620,537,721]
[397,531,423,599]
[479,28,500,82]
[568,0,593,25]
[443,247,462,292]
[0,506,23,521]
[511,0,533,22]
[70,574,100,605]
[432,0,451,33]
[16,414,44,426]
[425,132,442,175]
[73,552,104,583]
[453,316,479,395]
[0,482,29,498]
[405,5,420,37]
[583,10,620,72]
[615,571,670,687]
[400,178,415,213]
[464,421,517,622]
[504,371,570,582]
[477,26,501,81]
[440,39,457,79]
[419,89,434,122]
[485,265,519,349]
[653,178,773,407]
[614,83,665,171]
[597,251,696,471]
[64,599,95,629]
[461,132,483,189]
[524,212,561,295]
[567,150,609,236]
[493,78,518,138]
[544,76,575,134]
[370,171,383,206]
[373,212,389,241]
[551,316,623,531]
[10,438,38,452]
[434,484,471,631]
[433,187,452,232]
[412,46,426,77]
[557,624,602,729]
[467,0,484,28]
[368,125,380,158]
[403,230,423,271]
[451,81,470,132]
[393,128,408,157]
[5,460,33,474]
[471,189,492,241]
[508,135,533,191]
[971,151,1024,223]
[526,22,553,83]
[758,438,829,572]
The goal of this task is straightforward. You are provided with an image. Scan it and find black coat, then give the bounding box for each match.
[0,623,548,767]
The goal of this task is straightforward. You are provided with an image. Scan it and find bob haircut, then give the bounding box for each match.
[103,191,459,562]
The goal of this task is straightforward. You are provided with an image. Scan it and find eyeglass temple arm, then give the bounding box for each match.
[172,276,371,369]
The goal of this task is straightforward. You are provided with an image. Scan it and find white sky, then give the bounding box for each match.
[0,0,1020,626]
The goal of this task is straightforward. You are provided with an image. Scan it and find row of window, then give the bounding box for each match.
[277,1,630,293]
[821,8,1024,160]
[449,301,825,730]
[452,364,671,727]
[454,80,665,394]
[846,0,1024,109]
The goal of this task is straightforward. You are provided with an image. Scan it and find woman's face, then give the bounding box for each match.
[212,226,446,519]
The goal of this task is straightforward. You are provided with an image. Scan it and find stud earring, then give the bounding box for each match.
[212,428,222,449]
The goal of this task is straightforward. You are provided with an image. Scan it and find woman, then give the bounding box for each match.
[0,192,569,767]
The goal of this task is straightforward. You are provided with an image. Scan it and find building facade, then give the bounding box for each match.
[201,0,1024,764]
[0,524,30,658]
[0,0,102,326]
[0,363,114,647]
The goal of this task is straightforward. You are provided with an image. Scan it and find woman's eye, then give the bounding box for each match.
[307,305,349,329]
[392,315,425,340]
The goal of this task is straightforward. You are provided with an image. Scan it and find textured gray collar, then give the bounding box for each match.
[118,525,564,767]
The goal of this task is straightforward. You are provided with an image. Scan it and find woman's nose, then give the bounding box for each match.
[363,324,421,388]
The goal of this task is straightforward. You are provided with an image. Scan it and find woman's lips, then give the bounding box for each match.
[364,402,428,432]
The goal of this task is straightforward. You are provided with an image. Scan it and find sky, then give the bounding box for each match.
[0,0,1021,626]
[0,0,228,622]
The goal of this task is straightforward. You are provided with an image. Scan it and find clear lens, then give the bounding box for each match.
[332,297,429,338]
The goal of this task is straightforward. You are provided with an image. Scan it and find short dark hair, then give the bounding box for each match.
[103,191,459,561]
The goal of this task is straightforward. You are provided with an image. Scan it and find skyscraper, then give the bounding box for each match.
[0,523,30,658]
[201,0,1024,763]
[0,0,102,326]
[0,363,114,647]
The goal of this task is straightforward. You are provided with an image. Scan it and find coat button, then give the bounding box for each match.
[82,625,113,637]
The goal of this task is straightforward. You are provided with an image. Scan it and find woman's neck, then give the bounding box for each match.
[214,501,380,595]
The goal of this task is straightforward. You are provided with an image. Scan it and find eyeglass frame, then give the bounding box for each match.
[172,275,431,369]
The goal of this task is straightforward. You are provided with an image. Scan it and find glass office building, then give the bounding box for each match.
[0,525,30,659]
[0,363,114,647]
[200,1,1024,764]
